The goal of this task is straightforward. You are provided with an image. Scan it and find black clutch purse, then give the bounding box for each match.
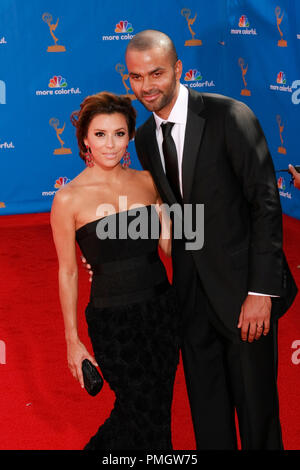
[82,359,104,396]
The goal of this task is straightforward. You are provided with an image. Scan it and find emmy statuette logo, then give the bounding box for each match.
[239,58,251,96]
[42,13,66,52]
[0,202,6,208]
[275,6,287,47]
[181,8,202,46]
[276,115,287,154]
[49,118,72,155]
[115,64,136,100]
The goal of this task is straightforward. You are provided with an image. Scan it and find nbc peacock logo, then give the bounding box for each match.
[277,177,285,190]
[184,69,202,82]
[49,75,67,88]
[54,176,70,189]
[239,15,250,27]
[278,176,292,199]
[36,75,81,96]
[231,14,257,36]
[42,176,70,196]
[102,20,134,41]
[115,21,133,33]
[184,68,215,89]
[277,71,286,85]
[270,71,292,93]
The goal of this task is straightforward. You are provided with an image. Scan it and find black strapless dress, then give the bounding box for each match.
[75,205,181,450]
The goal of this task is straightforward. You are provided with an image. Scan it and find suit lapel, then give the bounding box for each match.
[182,89,206,204]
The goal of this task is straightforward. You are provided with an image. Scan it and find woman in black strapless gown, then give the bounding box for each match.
[51,92,180,450]
[76,205,180,449]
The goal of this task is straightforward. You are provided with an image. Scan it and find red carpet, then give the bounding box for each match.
[0,212,299,450]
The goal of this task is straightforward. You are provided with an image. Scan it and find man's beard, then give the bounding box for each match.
[140,85,176,113]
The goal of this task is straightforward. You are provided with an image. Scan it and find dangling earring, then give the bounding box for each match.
[122,147,131,168]
[85,146,94,167]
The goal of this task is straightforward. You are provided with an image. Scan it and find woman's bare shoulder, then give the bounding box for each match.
[139,169,153,179]
[130,169,155,185]
[131,169,158,195]
[52,170,87,207]
[140,170,159,195]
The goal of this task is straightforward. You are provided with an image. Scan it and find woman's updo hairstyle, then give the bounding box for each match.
[71,91,137,162]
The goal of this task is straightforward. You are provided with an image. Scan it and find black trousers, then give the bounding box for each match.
[180,269,283,450]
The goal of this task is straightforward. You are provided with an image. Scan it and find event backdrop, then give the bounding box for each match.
[0,0,300,218]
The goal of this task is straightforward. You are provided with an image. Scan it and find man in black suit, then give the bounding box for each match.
[124,30,297,450]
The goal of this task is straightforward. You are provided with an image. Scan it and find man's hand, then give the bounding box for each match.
[237,294,271,342]
[81,256,93,282]
[289,164,300,190]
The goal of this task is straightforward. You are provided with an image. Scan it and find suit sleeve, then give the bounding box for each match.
[225,100,284,295]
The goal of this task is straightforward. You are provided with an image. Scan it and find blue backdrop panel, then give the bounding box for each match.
[0,0,299,218]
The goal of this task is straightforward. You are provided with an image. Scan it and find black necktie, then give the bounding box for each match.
[161,122,182,202]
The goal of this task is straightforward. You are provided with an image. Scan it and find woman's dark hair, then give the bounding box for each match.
[70,91,137,161]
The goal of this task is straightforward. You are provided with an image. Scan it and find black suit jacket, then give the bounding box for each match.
[135,88,297,340]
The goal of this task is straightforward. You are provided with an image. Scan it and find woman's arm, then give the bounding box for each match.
[156,196,172,258]
[144,171,172,257]
[50,188,98,388]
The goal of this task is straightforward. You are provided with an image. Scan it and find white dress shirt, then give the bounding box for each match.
[152,83,275,299]
[153,83,188,197]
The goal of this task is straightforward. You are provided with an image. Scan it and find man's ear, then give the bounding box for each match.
[175,60,183,81]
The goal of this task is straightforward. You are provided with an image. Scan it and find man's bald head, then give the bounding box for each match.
[126,30,178,66]
[125,30,182,118]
